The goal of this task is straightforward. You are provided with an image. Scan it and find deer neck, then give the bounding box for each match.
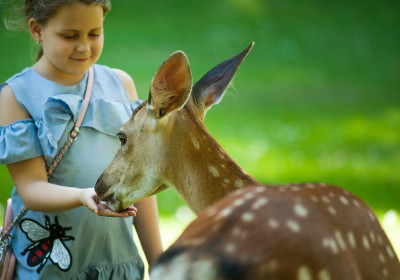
[163,107,260,214]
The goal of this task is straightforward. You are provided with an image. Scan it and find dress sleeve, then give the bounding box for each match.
[0,119,43,164]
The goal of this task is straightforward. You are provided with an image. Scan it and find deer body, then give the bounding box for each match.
[151,184,400,280]
[95,43,400,279]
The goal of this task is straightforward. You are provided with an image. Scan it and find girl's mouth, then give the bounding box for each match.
[72,57,89,62]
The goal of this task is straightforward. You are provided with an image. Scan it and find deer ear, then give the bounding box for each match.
[192,42,254,117]
[149,51,192,118]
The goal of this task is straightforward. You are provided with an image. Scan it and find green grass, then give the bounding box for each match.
[1,0,399,257]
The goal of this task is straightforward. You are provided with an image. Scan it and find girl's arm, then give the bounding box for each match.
[7,154,136,217]
[134,196,163,269]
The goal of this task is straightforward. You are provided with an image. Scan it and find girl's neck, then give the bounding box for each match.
[32,58,88,86]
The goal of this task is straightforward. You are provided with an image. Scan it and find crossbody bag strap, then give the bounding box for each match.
[47,67,94,176]
[1,67,95,237]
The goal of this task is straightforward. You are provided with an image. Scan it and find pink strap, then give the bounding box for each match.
[47,67,94,176]
[70,67,94,137]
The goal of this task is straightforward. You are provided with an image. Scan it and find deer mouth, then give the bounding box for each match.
[101,194,125,212]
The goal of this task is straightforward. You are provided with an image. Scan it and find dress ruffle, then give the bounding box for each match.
[0,119,43,164]
[70,259,144,280]
[1,93,142,164]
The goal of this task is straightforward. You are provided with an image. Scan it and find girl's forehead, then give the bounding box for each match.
[47,2,104,29]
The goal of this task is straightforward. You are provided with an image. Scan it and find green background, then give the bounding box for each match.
[1,0,399,240]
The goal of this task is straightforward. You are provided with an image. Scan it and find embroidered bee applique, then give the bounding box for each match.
[20,216,74,273]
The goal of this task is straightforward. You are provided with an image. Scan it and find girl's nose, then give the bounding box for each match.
[76,40,90,53]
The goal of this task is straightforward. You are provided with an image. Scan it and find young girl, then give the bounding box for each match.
[0,0,163,279]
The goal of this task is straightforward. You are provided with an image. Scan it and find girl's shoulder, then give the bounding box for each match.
[110,68,138,101]
[0,82,31,126]
[93,64,138,101]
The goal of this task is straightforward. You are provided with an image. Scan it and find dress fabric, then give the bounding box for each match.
[0,65,144,279]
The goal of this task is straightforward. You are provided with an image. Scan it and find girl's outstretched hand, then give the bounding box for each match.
[81,188,137,217]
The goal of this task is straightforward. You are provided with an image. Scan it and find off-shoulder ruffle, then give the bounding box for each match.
[0,119,43,164]
[70,259,144,280]
[39,93,142,157]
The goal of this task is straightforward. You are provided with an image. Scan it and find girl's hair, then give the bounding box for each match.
[2,0,111,60]
[24,0,111,25]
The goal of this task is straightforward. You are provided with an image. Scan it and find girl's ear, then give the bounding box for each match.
[28,18,42,43]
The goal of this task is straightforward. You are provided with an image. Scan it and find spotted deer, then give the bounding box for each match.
[95,43,400,279]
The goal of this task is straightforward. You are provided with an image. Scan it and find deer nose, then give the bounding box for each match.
[94,173,108,200]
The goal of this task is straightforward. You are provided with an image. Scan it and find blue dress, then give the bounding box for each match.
[0,65,144,279]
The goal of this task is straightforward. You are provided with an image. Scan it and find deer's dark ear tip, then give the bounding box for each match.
[242,42,255,57]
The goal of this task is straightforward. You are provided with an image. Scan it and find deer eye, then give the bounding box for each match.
[117,132,127,146]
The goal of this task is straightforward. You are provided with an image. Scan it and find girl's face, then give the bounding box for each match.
[33,3,104,82]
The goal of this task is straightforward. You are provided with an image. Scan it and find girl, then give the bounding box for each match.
[0,0,163,279]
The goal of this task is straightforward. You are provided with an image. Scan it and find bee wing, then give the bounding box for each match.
[20,219,50,241]
[50,239,72,271]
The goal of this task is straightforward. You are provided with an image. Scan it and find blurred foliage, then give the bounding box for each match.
[0,0,399,222]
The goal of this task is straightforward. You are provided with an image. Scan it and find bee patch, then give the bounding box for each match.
[20,216,74,273]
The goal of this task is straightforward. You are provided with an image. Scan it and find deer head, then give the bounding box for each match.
[95,43,255,212]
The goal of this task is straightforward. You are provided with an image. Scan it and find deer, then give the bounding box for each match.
[95,43,400,279]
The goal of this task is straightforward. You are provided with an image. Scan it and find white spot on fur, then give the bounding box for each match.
[252,197,269,209]
[244,193,254,200]
[234,179,244,188]
[259,259,279,274]
[297,266,312,280]
[318,269,331,280]
[310,195,319,203]
[286,220,300,232]
[205,206,218,217]
[268,219,279,229]
[348,231,357,248]
[305,183,315,189]
[386,245,395,259]
[150,253,216,280]
[231,226,248,239]
[383,268,389,277]
[225,243,236,254]
[242,212,254,222]
[322,196,331,204]
[223,178,230,184]
[191,135,200,150]
[369,211,376,221]
[352,199,361,207]
[369,231,376,243]
[208,165,220,177]
[254,186,265,193]
[181,238,205,246]
[218,207,233,218]
[334,231,347,251]
[362,235,370,250]
[232,198,245,207]
[294,204,308,218]
[291,186,300,191]
[379,253,386,263]
[322,237,339,254]
[327,206,337,216]
[339,195,349,205]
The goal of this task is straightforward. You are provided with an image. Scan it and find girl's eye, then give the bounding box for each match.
[90,33,101,37]
[117,132,127,146]
[63,34,77,39]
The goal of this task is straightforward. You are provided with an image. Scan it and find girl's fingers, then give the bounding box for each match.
[97,203,137,217]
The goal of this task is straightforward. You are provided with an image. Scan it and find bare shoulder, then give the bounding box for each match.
[112,68,139,101]
[0,84,30,125]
